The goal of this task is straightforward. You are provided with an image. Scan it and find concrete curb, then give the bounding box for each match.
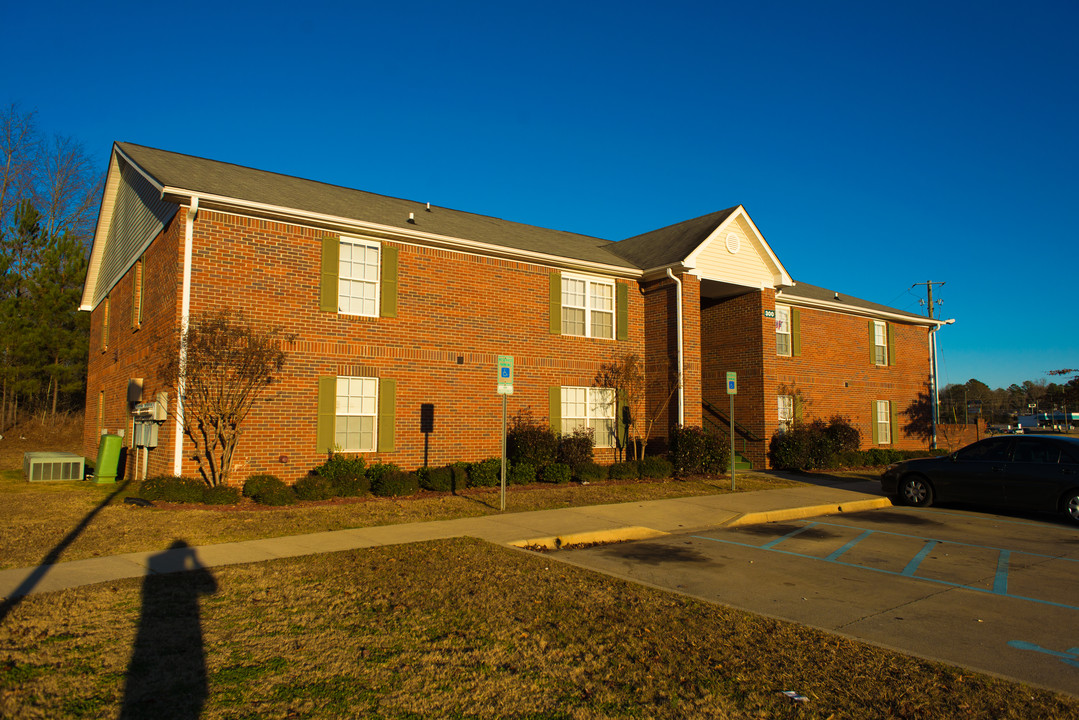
[510,526,669,550]
[723,497,893,528]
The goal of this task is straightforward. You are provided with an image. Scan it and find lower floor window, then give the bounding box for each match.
[337,376,378,451]
[561,386,616,447]
[778,395,794,432]
[876,400,892,444]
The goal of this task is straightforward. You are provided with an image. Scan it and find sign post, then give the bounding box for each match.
[497,356,514,512]
[726,371,737,491]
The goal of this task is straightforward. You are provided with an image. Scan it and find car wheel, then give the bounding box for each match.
[899,475,934,507]
[1063,491,1079,526]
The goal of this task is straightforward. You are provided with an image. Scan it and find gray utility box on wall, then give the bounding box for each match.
[24,452,85,482]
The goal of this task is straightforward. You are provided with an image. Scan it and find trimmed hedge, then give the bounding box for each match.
[312,453,369,496]
[203,485,242,505]
[508,462,535,486]
[469,458,501,487]
[138,475,207,503]
[558,428,594,468]
[243,474,296,506]
[540,462,571,484]
[371,470,420,497]
[574,462,608,483]
[294,474,335,501]
[608,461,639,480]
[669,426,729,476]
[507,415,559,469]
[420,465,455,492]
[639,455,673,479]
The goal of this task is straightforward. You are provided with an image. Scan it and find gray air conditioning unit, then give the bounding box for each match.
[24,452,86,482]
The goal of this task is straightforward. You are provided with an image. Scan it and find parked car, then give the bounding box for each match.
[880,435,1079,524]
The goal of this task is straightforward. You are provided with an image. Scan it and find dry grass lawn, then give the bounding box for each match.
[4,538,1078,719]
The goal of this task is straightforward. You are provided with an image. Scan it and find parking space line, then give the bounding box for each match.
[760,522,818,549]
[994,550,1010,595]
[825,529,873,562]
[693,521,1079,612]
[902,540,937,577]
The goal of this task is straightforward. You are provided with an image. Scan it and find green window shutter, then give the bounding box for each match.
[791,308,801,356]
[871,401,879,444]
[320,236,339,312]
[889,402,899,444]
[794,396,804,422]
[316,377,336,453]
[549,273,561,334]
[616,282,628,341]
[886,323,896,366]
[380,245,398,318]
[868,320,876,363]
[378,378,396,452]
[549,386,562,433]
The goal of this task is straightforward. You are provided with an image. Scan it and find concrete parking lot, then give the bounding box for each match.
[557,505,1079,696]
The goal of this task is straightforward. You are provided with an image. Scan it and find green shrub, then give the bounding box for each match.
[825,416,861,453]
[557,427,594,468]
[202,485,242,505]
[508,462,536,485]
[294,474,335,501]
[245,475,296,506]
[421,465,454,492]
[837,450,865,468]
[371,470,419,497]
[469,458,501,487]
[139,475,207,503]
[449,462,470,492]
[540,462,571,484]
[243,474,285,498]
[365,461,400,489]
[639,455,673,479]
[574,462,607,482]
[669,426,729,476]
[770,417,862,471]
[311,453,369,496]
[507,412,558,469]
[608,461,639,480]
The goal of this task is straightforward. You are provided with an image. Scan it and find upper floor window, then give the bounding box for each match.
[338,238,381,317]
[131,257,143,329]
[873,321,888,365]
[101,296,110,351]
[776,305,791,356]
[561,386,616,447]
[562,274,614,339]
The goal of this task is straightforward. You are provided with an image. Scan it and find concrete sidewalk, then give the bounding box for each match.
[0,479,890,601]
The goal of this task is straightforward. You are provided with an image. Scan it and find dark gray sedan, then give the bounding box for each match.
[880,435,1079,524]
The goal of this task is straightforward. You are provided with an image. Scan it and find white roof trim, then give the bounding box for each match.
[683,206,794,287]
[779,293,944,326]
[160,186,644,279]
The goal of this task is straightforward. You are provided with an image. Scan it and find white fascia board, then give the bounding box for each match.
[160,187,643,279]
[683,205,794,287]
[779,293,945,327]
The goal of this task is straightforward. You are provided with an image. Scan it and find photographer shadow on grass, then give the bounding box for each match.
[120,540,217,720]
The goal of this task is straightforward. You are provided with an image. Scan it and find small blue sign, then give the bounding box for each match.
[501,367,510,378]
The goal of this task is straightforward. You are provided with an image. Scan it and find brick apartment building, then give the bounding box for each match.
[81,143,943,481]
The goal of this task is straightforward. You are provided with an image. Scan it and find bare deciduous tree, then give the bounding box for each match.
[594,353,680,460]
[162,309,295,487]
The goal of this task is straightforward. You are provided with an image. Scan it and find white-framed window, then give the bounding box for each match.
[561,386,616,447]
[873,321,888,365]
[562,274,614,339]
[336,376,378,451]
[778,395,794,432]
[775,305,791,356]
[876,400,892,444]
[338,237,381,317]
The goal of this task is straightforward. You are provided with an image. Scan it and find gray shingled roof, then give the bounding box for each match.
[780,281,930,321]
[116,142,637,270]
[605,207,740,269]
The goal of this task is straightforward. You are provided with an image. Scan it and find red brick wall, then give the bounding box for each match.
[83,210,183,480]
[771,299,931,454]
[166,210,647,481]
[700,290,769,467]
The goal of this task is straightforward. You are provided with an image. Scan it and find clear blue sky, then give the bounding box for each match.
[7,0,1077,391]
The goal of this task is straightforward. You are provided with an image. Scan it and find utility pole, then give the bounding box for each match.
[914,281,947,449]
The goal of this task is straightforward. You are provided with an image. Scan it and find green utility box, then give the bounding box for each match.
[94,434,123,485]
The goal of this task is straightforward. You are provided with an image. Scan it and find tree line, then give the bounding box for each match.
[0,104,102,430]
[939,370,1079,425]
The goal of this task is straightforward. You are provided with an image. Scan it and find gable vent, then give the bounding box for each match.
[725,232,741,254]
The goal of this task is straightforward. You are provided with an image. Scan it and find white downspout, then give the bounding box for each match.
[173,196,198,475]
[666,268,685,426]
